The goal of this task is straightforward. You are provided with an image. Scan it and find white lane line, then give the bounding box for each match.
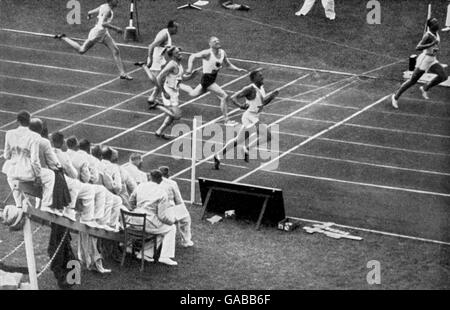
[286,152,450,177]
[169,57,404,178]
[0,74,141,98]
[99,129,450,178]
[0,27,380,79]
[233,94,391,183]
[0,58,115,77]
[170,77,354,179]
[58,88,153,132]
[286,216,450,246]
[100,72,304,146]
[2,90,447,159]
[319,137,450,158]
[0,43,135,64]
[266,169,450,197]
[0,66,142,130]
[345,123,450,139]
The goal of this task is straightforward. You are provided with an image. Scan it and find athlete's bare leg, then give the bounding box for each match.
[103,35,132,80]
[391,68,425,108]
[424,63,448,92]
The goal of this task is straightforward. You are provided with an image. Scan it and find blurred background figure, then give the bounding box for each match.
[295,0,336,20]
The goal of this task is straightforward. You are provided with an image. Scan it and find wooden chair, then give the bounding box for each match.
[120,209,158,272]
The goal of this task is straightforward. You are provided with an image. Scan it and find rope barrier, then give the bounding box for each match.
[0,225,42,262]
[37,229,69,279]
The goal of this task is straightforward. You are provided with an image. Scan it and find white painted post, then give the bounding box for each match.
[23,215,39,290]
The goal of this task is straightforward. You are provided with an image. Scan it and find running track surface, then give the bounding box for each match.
[0,30,449,243]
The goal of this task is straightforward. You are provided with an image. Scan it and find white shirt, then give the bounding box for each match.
[94,3,114,30]
[246,84,266,114]
[164,60,184,89]
[78,151,100,184]
[101,159,122,194]
[67,149,91,183]
[37,137,60,171]
[202,49,225,74]
[122,162,148,185]
[129,181,174,233]
[53,148,78,180]
[424,31,440,57]
[2,126,41,180]
[160,177,184,206]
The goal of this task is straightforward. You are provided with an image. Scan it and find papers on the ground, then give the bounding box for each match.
[224,210,235,218]
[194,0,209,6]
[303,222,362,241]
[207,215,223,224]
[0,270,23,290]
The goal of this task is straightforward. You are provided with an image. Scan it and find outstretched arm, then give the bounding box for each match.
[186,50,209,73]
[262,89,279,106]
[223,52,246,72]
[87,6,101,19]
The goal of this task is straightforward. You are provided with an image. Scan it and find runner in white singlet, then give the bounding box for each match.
[54,0,132,80]
[153,46,198,140]
[392,18,448,109]
[213,69,280,169]
[184,37,247,127]
[135,21,179,108]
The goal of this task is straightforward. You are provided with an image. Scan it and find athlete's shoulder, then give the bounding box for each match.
[100,3,111,11]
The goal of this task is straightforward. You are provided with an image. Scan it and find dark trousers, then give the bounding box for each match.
[47,223,76,289]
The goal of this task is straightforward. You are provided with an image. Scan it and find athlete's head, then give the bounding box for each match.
[107,0,119,9]
[427,18,440,32]
[167,46,182,61]
[250,69,264,85]
[167,20,179,35]
[209,37,221,49]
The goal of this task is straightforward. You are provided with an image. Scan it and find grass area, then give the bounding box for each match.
[0,0,449,290]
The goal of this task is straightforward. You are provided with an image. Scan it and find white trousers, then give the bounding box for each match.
[65,177,95,221]
[77,233,102,268]
[8,168,55,208]
[104,191,122,227]
[143,224,176,259]
[298,0,335,19]
[91,184,106,222]
[174,204,192,244]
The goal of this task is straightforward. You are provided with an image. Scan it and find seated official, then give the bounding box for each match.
[159,166,193,247]
[122,153,148,185]
[129,170,178,266]
[2,111,54,209]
